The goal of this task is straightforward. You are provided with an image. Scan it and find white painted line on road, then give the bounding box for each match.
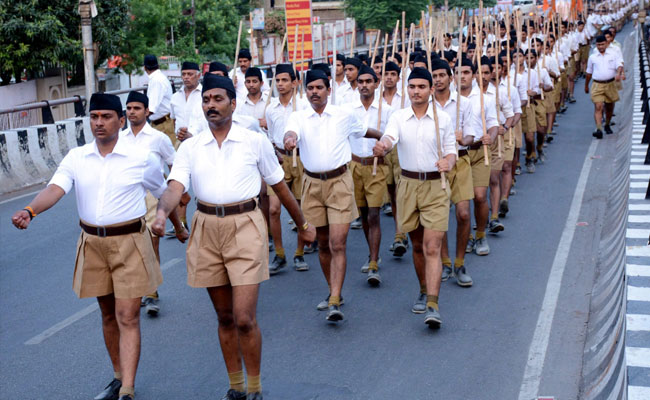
[518,140,598,400]
[631,158,646,163]
[628,286,650,302]
[630,204,650,211]
[630,173,650,180]
[631,151,647,156]
[626,347,650,368]
[24,257,184,345]
[628,215,650,222]
[0,190,41,206]
[627,314,650,331]
[627,229,649,239]
[628,386,650,400]
[632,145,649,149]
[630,193,647,200]
[627,247,650,257]
[630,182,650,189]
[627,264,650,277]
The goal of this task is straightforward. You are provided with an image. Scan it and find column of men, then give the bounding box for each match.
[11,2,637,398]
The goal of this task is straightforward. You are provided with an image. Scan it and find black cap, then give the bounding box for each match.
[238,49,252,60]
[181,61,200,71]
[345,57,362,69]
[431,59,451,76]
[311,63,332,78]
[89,93,123,117]
[305,69,329,87]
[202,74,236,98]
[525,49,538,58]
[358,64,377,81]
[144,55,158,69]
[336,54,346,63]
[413,55,427,64]
[467,43,476,50]
[384,61,401,73]
[444,50,457,61]
[407,67,432,86]
[126,91,148,108]
[391,53,402,64]
[275,63,296,80]
[245,67,263,81]
[595,35,607,43]
[209,61,229,75]
[457,57,476,73]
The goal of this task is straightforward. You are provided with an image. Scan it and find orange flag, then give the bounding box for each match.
[543,0,549,11]
[577,0,584,13]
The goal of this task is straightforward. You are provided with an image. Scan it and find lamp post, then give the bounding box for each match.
[79,0,96,112]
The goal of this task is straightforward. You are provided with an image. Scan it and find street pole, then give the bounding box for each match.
[79,0,95,113]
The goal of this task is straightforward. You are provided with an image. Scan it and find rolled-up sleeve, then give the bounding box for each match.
[167,140,192,193]
[382,112,401,146]
[143,153,168,198]
[285,112,302,142]
[48,149,76,193]
[347,111,366,139]
[257,135,285,186]
[440,113,458,158]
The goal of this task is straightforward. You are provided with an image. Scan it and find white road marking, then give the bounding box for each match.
[627,314,650,331]
[630,173,650,180]
[627,247,650,257]
[626,347,650,368]
[627,229,650,239]
[630,204,650,211]
[630,182,650,189]
[630,193,648,200]
[24,257,184,345]
[0,190,41,206]
[628,286,650,302]
[518,140,598,400]
[629,386,650,400]
[627,264,650,277]
[628,215,650,222]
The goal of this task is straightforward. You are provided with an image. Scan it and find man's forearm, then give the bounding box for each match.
[272,181,307,228]
[364,128,383,140]
[27,184,66,215]
[156,181,184,218]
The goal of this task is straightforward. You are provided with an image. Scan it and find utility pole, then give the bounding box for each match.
[79,0,96,113]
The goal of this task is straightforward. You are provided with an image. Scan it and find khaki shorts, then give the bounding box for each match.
[579,45,590,63]
[448,153,474,204]
[591,81,620,104]
[268,154,304,199]
[514,120,523,148]
[490,131,515,171]
[397,175,450,233]
[567,58,576,77]
[544,90,556,113]
[385,148,401,185]
[468,147,490,188]
[561,71,568,90]
[301,169,359,227]
[144,192,158,230]
[351,160,388,208]
[186,205,269,288]
[151,116,179,149]
[521,105,537,133]
[534,101,547,128]
[73,218,161,299]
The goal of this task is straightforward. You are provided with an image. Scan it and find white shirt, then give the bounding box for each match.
[146,69,173,121]
[229,67,270,100]
[345,97,393,158]
[265,96,310,147]
[285,103,365,173]
[502,78,522,114]
[382,88,411,109]
[340,86,360,105]
[542,54,561,78]
[235,92,269,122]
[431,91,475,150]
[487,82,514,125]
[49,139,167,226]
[382,104,457,172]
[170,84,203,133]
[586,49,623,81]
[168,125,284,204]
[462,85,499,141]
[538,66,554,91]
[120,123,176,171]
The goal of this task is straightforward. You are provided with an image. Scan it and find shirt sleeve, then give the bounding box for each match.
[460,98,476,138]
[48,149,76,193]
[142,153,168,198]
[256,134,285,186]
[382,111,401,145]
[440,113,457,158]
[159,134,176,166]
[500,91,514,119]
[347,110,366,139]
[169,94,176,120]
[484,97,499,130]
[586,56,594,75]
[167,140,192,193]
[285,111,302,141]
[147,78,163,114]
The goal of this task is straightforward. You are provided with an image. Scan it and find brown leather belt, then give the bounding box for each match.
[80,219,142,237]
[352,154,383,166]
[401,169,441,181]
[197,199,257,217]
[304,165,347,180]
[275,145,299,157]
[531,94,542,100]
[593,78,615,84]
[151,114,170,125]
[458,149,469,157]
[468,142,483,151]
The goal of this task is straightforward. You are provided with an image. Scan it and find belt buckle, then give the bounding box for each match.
[418,171,426,181]
[318,172,328,180]
[96,226,107,237]
[215,205,226,218]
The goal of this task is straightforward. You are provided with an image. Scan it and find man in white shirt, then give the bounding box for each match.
[527,49,553,163]
[265,64,311,274]
[373,67,457,329]
[432,59,475,288]
[340,57,362,104]
[283,70,383,322]
[459,58,499,256]
[122,91,187,317]
[229,49,270,100]
[344,65,393,286]
[235,67,269,131]
[152,75,315,400]
[585,35,625,138]
[171,61,203,146]
[576,21,590,76]
[332,54,350,95]
[12,93,186,400]
[144,55,174,147]
[516,49,542,173]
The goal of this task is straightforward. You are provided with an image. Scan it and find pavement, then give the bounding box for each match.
[0,23,641,400]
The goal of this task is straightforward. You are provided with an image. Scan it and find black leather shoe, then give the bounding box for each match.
[222,389,246,400]
[604,125,614,135]
[268,255,286,275]
[246,393,263,400]
[592,129,603,139]
[326,304,344,321]
[94,378,121,400]
[118,396,133,400]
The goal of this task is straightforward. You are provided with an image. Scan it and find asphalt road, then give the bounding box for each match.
[0,24,634,400]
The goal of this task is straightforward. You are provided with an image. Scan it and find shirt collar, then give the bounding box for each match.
[85,136,130,157]
[198,123,246,146]
[405,103,434,121]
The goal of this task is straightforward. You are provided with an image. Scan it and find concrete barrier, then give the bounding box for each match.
[579,27,639,400]
[0,117,91,196]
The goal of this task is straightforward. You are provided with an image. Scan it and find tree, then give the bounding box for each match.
[190,0,243,62]
[0,0,128,85]
[343,0,430,33]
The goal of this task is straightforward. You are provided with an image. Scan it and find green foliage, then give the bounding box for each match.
[441,0,497,9]
[0,0,128,84]
[343,0,430,33]
[191,0,242,62]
